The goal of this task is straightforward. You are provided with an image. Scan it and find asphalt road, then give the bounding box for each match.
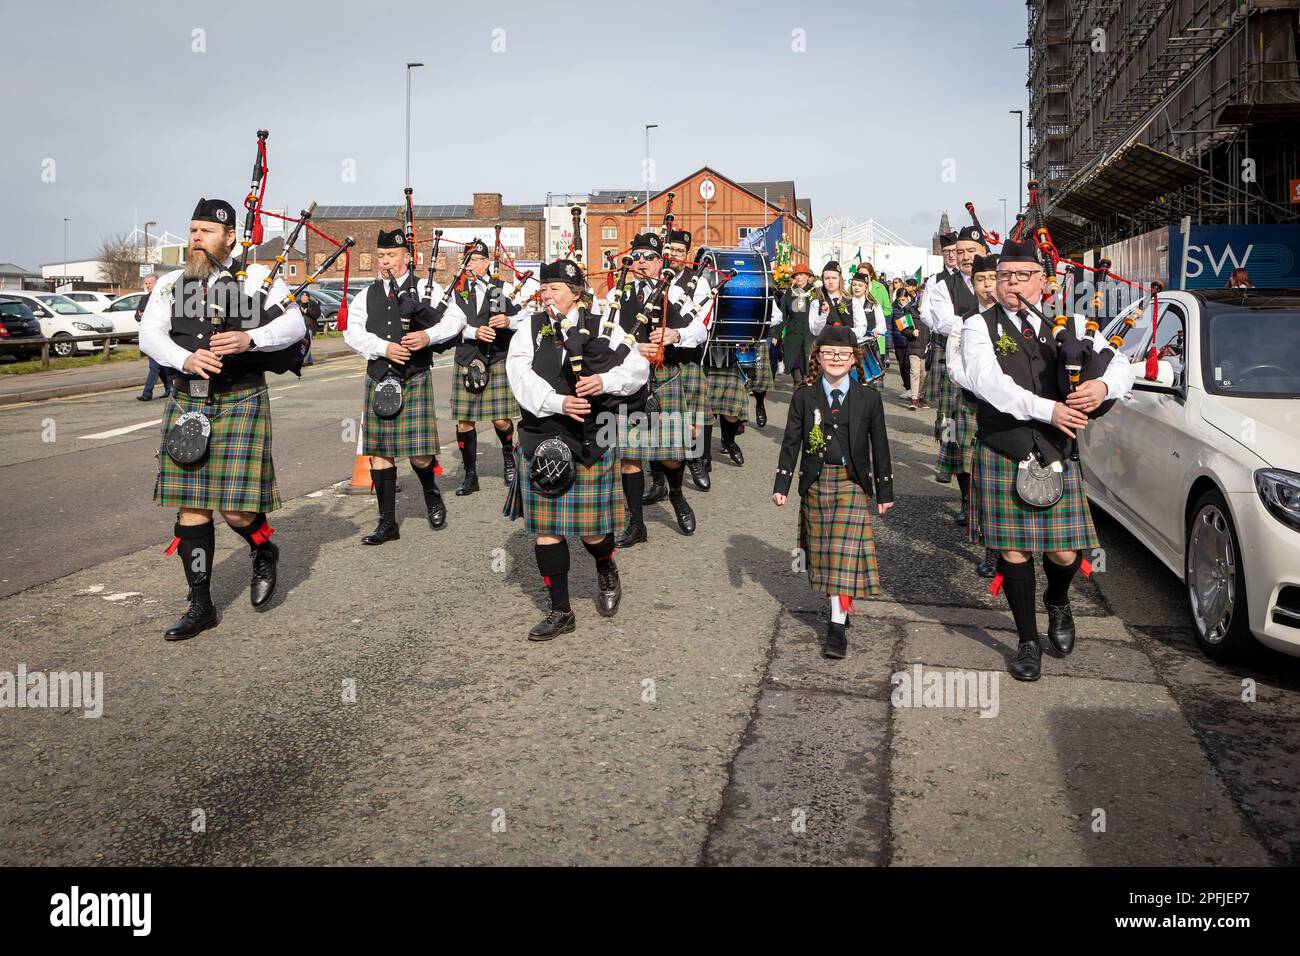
[1,358,1297,865]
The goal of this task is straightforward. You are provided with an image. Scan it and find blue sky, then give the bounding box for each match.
[0,0,1030,267]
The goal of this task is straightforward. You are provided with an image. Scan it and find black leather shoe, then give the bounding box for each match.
[642,474,668,505]
[704,457,713,473]
[1009,639,1042,681]
[975,549,998,578]
[1044,600,1077,655]
[137,394,153,401]
[935,473,952,484]
[669,490,695,535]
[614,519,647,548]
[455,471,479,496]
[755,401,767,428]
[361,516,400,545]
[823,621,847,659]
[426,494,447,530]
[596,563,621,617]
[687,459,710,491]
[954,509,969,526]
[722,441,745,466]
[528,608,576,641]
[164,594,218,641]
[502,446,516,486]
[250,541,278,608]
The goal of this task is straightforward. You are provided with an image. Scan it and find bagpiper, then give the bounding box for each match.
[138,198,306,641]
[960,238,1134,681]
[343,228,464,545]
[445,238,529,497]
[504,258,650,640]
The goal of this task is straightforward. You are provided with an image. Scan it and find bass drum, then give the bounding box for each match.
[698,246,770,346]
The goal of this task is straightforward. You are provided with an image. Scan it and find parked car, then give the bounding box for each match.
[0,299,44,361]
[1077,288,1300,662]
[315,279,363,303]
[60,291,117,312]
[106,292,147,318]
[300,288,342,331]
[0,292,114,357]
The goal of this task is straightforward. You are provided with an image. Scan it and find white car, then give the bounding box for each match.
[1078,288,1300,661]
[0,291,114,357]
[60,291,117,312]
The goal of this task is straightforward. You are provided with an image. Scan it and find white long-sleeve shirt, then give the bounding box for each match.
[602,273,712,349]
[506,305,650,418]
[961,305,1136,423]
[918,267,956,335]
[849,295,884,344]
[807,291,854,338]
[138,260,306,372]
[921,268,974,337]
[342,272,459,361]
[444,274,530,342]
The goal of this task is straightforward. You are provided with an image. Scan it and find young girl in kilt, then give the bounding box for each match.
[773,324,895,659]
[505,258,650,641]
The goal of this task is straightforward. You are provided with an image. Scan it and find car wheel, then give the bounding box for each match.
[1184,487,1253,661]
[51,333,76,358]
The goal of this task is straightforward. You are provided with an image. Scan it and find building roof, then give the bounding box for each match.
[0,263,40,278]
[796,197,812,224]
[250,236,305,259]
[313,204,544,220]
[589,189,644,204]
[626,168,797,220]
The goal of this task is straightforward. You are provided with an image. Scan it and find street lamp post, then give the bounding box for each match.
[1009,110,1024,212]
[63,218,69,286]
[644,124,657,231]
[999,199,1007,237]
[144,220,156,269]
[405,62,424,188]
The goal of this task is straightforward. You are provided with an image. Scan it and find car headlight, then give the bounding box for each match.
[73,322,96,331]
[1255,469,1300,532]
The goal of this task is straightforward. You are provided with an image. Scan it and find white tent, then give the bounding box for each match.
[809,215,941,281]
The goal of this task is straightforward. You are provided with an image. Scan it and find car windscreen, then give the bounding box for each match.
[37,295,92,315]
[1205,309,1300,398]
[0,302,35,321]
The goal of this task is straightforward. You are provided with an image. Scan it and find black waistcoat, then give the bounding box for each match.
[517,309,615,466]
[453,276,514,368]
[974,305,1070,464]
[952,273,979,318]
[168,270,287,384]
[365,273,433,382]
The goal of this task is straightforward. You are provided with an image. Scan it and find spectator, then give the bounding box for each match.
[136,274,168,401]
[1226,267,1253,289]
[299,290,322,366]
[862,263,894,368]
[890,285,912,395]
[899,289,930,410]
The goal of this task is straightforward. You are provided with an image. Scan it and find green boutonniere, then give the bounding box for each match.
[807,422,826,455]
[995,331,1018,356]
[539,323,555,338]
[837,300,848,315]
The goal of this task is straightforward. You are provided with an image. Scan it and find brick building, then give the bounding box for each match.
[248,236,306,283]
[586,168,812,275]
[307,193,545,286]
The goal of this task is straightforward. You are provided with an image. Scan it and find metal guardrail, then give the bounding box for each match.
[0,331,138,368]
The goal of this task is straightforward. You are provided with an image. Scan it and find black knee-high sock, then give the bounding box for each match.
[457,429,477,472]
[998,556,1039,642]
[494,423,514,448]
[411,459,441,504]
[535,540,571,611]
[703,424,714,460]
[229,512,274,551]
[173,520,214,600]
[663,461,685,491]
[582,532,616,571]
[622,470,644,524]
[957,472,971,503]
[754,391,767,406]
[1043,552,1082,607]
[720,417,739,446]
[372,468,397,518]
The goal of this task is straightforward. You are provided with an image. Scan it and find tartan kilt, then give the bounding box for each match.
[972,444,1099,553]
[154,385,280,513]
[924,340,948,407]
[517,447,623,538]
[746,345,774,392]
[937,394,978,476]
[703,363,749,420]
[362,369,441,459]
[620,364,703,462]
[674,361,705,416]
[932,369,960,444]
[450,359,519,422]
[799,465,880,598]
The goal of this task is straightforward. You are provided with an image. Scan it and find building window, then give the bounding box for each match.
[601,226,618,241]
[738,227,753,241]
[288,264,297,277]
[360,254,374,272]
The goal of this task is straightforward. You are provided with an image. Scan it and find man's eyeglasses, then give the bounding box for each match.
[820,349,855,361]
[996,270,1042,283]
[629,252,659,262]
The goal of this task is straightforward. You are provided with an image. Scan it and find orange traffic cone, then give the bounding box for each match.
[338,453,374,495]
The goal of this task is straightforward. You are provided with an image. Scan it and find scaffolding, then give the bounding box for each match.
[1026,0,1300,252]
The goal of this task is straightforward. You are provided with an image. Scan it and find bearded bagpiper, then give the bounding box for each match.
[138,197,307,641]
[960,238,1134,681]
[343,227,465,545]
[504,258,651,640]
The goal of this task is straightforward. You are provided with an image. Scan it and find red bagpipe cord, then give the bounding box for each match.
[249,139,269,246]
[259,208,351,329]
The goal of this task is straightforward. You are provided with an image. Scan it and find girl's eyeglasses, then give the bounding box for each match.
[820,349,855,361]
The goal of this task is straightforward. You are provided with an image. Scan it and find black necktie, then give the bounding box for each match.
[388,280,399,301]
[826,388,845,464]
[1015,309,1032,336]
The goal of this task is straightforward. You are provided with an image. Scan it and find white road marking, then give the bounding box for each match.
[79,419,161,440]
